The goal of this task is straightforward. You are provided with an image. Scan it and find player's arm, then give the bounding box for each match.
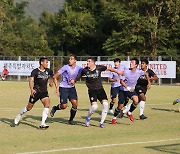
[151,74,158,81]
[107,67,124,75]
[145,72,151,89]
[29,77,36,96]
[52,72,60,95]
[109,77,118,82]
[120,79,134,92]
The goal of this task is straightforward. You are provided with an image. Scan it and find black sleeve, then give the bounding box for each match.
[81,68,86,76]
[48,68,54,77]
[148,69,156,78]
[30,69,37,77]
[97,65,107,71]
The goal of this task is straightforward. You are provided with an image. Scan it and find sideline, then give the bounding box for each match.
[17,138,180,154]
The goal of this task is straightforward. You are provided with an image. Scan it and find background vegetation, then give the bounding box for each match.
[0,0,179,57]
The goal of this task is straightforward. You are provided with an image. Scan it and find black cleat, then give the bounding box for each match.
[140,114,147,120]
[68,120,75,125]
[39,124,49,129]
[50,106,56,117]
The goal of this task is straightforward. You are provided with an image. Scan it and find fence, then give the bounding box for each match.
[0,55,179,85]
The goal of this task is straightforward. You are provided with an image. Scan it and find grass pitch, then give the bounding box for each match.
[0,81,180,154]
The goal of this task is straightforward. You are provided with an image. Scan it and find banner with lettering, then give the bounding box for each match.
[77,61,176,78]
[0,61,50,76]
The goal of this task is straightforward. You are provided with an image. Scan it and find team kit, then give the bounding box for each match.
[13,56,158,129]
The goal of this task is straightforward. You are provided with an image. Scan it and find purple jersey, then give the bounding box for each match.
[58,64,83,88]
[109,65,126,88]
[121,69,144,91]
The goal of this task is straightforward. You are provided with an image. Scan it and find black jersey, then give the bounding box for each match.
[30,68,54,92]
[136,69,156,87]
[81,65,107,90]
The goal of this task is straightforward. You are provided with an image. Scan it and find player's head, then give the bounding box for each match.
[69,55,77,66]
[130,58,139,69]
[39,57,48,68]
[113,58,121,68]
[87,57,96,68]
[141,59,149,70]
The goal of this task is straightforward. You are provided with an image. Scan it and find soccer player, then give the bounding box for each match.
[77,57,123,128]
[109,58,126,114]
[13,57,58,129]
[123,59,158,119]
[50,55,83,125]
[136,59,158,119]
[112,58,151,124]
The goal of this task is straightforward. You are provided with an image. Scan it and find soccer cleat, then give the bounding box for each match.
[85,117,90,127]
[39,124,49,129]
[109,109,114,114]
[173,99,180,105]
[50,106,56,117]
[127,113,135,122]
[140,114,147,120]
[100,123,105,128]
[68,120,75,125]
[14,114,22,125]
[111,119,116,124]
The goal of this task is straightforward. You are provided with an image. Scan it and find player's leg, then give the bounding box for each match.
[112,90,125,124]
[85,89,98,127]
[139,93,147,119]
[50,87,68,117]
[127,92,139,122]
[109,87,118,114]
[14,94,38,125]
[40,95,50,129]
[68,87,78,125]
[98,88,108,128]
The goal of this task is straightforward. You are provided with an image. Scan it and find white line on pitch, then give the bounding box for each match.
[16,138,180,154]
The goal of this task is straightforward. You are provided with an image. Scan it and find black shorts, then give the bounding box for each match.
[29,91,49,104]
[135,85,147,95]
[88,88,108,103]
[59,87,78,104]
[118,90,138,104]
[110,86,121,99]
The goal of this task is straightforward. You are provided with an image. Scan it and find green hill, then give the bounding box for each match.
[15,0,65,21]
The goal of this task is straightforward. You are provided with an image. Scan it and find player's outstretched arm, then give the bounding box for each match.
[107,67,124,75]
[52,72,60,96]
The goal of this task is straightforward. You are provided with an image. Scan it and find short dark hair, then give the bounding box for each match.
[131,58,139,65]
[70,55,77,60]
[39,56,47,65]
[114,58,121,63]
[141,59,149,64]
[87,57,96,63]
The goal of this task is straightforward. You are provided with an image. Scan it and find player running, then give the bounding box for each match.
[77,57,124,128]
[112,58,151,124]
[108,58,127,114]
[13,57,58,129]
[50,55,83,125]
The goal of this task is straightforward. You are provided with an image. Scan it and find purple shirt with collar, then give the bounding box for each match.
[121,68,144,91]
[58,64,83,88]
[109,64,127,88]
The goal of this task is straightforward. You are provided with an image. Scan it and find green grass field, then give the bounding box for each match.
[0,81,180,154]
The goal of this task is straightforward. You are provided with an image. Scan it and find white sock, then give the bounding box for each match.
[87,104,98,119]
[123,103,131,113]
[19,107,27,115]
[139,101,145,116]
[100,101,108,124]
[41,108,49,126]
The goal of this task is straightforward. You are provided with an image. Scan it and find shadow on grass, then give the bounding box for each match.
[145,143,180,154]
[151,108,178,112]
